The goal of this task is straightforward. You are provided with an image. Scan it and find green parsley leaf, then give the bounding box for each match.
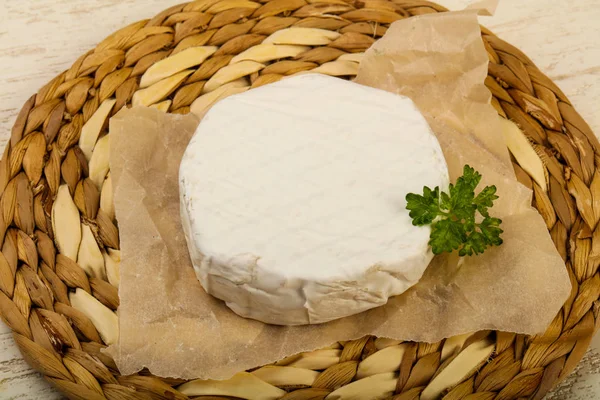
[405,165,503,256]
[406,186,440,226]
[479,217,503,246]
[430,219,466,255]
[473,185,498,217]
[460,230,486,256]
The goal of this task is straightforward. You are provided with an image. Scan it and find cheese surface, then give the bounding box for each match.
[180,74,449,325]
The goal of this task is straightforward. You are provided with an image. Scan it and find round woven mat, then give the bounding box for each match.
[1,0,598,399]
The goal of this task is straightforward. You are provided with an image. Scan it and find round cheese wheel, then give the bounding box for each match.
[180,74,449,325]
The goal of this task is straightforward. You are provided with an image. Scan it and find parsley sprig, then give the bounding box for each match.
[406,165,503,256]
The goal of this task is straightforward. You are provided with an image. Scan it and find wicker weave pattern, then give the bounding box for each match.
[0,0,598,399]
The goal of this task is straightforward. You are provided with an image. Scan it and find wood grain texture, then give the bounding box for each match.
[0,0,598,398]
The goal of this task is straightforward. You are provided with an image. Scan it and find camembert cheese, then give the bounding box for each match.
[180,74,449,325]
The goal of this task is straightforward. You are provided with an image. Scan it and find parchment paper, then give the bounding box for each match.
[107,9,571,379]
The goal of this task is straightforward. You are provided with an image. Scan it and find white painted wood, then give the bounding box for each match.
[0,0,598,398]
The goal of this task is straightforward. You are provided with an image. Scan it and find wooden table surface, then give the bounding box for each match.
[1,0,599,398]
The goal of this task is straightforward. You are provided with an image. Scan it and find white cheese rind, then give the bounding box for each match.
[180,74,449,325]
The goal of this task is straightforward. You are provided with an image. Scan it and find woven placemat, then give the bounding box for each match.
[1,0,598,399]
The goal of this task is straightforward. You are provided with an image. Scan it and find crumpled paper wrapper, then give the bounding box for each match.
[106,8,570,380]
